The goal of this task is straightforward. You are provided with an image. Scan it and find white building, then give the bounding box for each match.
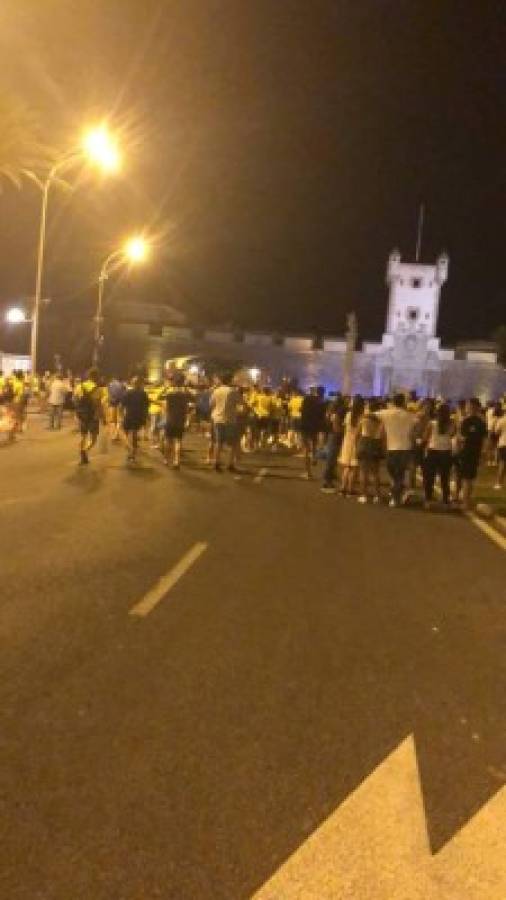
[363,249,452,395]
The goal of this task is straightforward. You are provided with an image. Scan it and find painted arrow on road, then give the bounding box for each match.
[254,735,506,899]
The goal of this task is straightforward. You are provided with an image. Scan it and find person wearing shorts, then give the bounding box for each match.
[164,373,189,469]
[74,368,104,465]
[300,387,325,479]
[121,375,149,464]
[459,398,487,509]
[210,373,241,472]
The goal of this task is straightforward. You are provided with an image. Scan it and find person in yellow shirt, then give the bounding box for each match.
[269,391,285,449]
[147,381,165,447]
[255,387,274,447]
[74,368,105,465]
[11,371,28,433]
[288,390,304,449]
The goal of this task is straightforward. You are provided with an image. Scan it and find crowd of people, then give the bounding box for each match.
[1,366,505,511]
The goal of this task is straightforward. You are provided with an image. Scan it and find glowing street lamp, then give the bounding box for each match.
[82,125,121,173]
[93,235,151,366]
[5,307,29,325]
[31,124,121,375]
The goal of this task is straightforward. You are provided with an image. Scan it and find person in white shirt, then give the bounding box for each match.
[210,372,241,472]
[422,403,455,505]
[377,393,415,506]
[486,403,501,466]
[493,410,506,490]
[47,374,68,430]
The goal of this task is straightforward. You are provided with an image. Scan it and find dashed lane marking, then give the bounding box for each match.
[129,542,209,618]
[466,512,506,552]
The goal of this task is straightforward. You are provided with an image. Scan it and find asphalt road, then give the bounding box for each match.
[0,419,505,899]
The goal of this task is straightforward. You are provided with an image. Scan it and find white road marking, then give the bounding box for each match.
[254,467,268,484]
[0,494,44,508]
[416,473,506,553]
[466,512,506,552]
[129,542,208,618]
[254,735,506,899]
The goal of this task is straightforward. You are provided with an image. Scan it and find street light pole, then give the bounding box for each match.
[93,250,122,368]
[30,154,81,377]
[29,126,120,377]
[92,238,150,367]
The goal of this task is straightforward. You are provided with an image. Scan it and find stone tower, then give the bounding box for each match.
[386,249,449,338]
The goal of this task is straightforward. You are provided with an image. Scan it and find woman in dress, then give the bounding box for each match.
[339,395,364,496]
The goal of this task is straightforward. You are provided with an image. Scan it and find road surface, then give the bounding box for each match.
[0,421,504,898]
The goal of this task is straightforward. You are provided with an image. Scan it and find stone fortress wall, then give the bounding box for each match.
[110,249,506,401]
[111,322,506,401]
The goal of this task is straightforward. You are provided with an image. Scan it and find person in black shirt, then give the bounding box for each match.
[122,375,149,464]
[164,372,189,469]
[459,397,487,509]
[300,387,326,479]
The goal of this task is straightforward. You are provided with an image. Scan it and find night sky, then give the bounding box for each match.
[1,0,505,346]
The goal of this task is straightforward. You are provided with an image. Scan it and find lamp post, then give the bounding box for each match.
[31,126,120,376]
[93,236,150,367]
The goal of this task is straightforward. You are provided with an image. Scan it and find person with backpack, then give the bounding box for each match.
[74,368,105,465]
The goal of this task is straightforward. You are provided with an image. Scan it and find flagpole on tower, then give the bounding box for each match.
[415,202,425,263]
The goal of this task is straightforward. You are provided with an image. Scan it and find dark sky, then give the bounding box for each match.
[1,0,505,344]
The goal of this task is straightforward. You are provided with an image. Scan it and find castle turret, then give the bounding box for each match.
[436,252,449,285]
[385,250,449,338]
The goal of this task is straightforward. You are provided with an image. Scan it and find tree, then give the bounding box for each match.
[0,95,51,188]
[492,324,506,366]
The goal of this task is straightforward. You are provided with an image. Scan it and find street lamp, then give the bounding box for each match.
[5,307,29,325]
[93,235,150,366]
[31,124,121,376]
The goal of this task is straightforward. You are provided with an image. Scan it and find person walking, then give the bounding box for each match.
[74,368,105,465]
[47,373,67,430]
[121,375,149,464]
[377,393,414,507]
[107,376,125,442]
[459,398,487,510]
[339,395,364,496]
[321,395,346,493]
[210,373,241,472]
[422,402,455,506]
[300,387,324,479]
[356,398,385,503]
[164,373,189,469]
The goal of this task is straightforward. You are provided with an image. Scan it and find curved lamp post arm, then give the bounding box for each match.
[93,249,127,367]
